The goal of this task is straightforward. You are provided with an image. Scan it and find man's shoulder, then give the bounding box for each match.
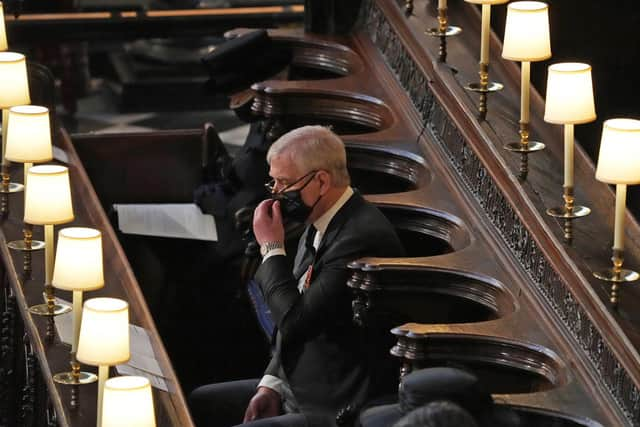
[344,193,390,226]
[339,195,404,254]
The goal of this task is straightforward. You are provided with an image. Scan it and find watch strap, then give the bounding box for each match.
[261,241,284,256]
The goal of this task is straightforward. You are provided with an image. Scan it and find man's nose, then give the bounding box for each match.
[272,182,285,193]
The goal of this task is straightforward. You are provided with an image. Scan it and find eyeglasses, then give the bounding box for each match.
[265,170,318,194]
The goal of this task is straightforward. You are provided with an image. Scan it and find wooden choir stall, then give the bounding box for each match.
[2,0,640,426]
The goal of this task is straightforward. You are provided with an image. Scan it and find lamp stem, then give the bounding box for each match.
[437,7,447,34]
[97,364,109,427]
[520,61,531,131]
[43,223,56,316]
[480,4,491,64]
[2,108,7,168]
[563,124,574,188]
[614,184,627,251]
[45,224,54,285]
[72,290,83,353]
[23,162,32,195]
[1,109,9,201]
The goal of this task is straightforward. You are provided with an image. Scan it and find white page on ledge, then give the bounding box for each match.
[53,297,73,345]
[114,203,218,241]
[54,298,169,391]
[52,146,69,164]
[116,364,168,391]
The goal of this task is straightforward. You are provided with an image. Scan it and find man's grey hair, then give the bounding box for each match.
[267,125,351,187]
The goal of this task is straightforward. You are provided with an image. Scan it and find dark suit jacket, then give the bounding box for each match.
[255,191,405,425]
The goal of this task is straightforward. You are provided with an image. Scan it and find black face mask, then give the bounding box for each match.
[270,171,321,223]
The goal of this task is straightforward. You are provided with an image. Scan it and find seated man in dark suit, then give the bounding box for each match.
[189,125,405,426]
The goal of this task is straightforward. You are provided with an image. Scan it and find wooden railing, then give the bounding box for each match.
[0,128,195,427]
[5,5,304,42]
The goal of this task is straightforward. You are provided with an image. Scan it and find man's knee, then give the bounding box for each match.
[189,379,260,427]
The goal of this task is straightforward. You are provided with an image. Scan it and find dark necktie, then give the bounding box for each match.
[294,225,317,280]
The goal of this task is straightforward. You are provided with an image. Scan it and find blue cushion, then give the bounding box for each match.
[246,279,275,342]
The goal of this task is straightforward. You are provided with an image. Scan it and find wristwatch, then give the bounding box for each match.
[260,241,284,257]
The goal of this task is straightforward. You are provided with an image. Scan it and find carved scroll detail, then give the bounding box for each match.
[0,268,57,426]
[360,1,639,424]
[0,276,17,427]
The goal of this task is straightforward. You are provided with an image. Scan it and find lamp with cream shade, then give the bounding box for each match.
[0,2,8,51]
[502,1,551,181]
[425,0,462,63]
[24,165,74,318]
[593,118,640,306]
[77,298,130,427]
[464,0,509,120]
[544,62,596,244]
[102,376,156,427]
[0,51,30,200]
[5,105,53,259]
[52,227,104,392]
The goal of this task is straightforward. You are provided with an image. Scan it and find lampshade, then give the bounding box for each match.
[544,63,596,124]
[0,2,8,51]
[102,376,156,427]
[23,165,74,225]
[595,119,640,185]
[464,0,508,4]
[52,227,104,292]
[76,298,130,366]
[502,1,551,62]
[5,105,53,163]
[0,52,30,108]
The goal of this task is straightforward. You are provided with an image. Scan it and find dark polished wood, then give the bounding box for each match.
[0,128,195,426]
[3,1,640,426]
[5,6,304,42]
[234,1,640,425]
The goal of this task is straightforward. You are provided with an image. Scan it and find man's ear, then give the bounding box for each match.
[317,170,332,195]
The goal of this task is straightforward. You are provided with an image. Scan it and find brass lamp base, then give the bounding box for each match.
[8,239,45,251]
[593,248,639,306]
[53,371,98,385]
[425,26,462,37]
[547,205,591,218]
[594,268,639,307]
[503,141,546,153]
[504,140,545,181]
[54,357,98,408]
[425,25,462,63]
[425,8,461,63]
[0,182,24,193]
[593,268,640,283]
[546,205,591,244]
[465,81,504,93]
[29,303,72,316]
[465,63,503,120]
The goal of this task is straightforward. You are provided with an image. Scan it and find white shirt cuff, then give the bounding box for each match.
[257,374,284,396]
[262,248,286,262]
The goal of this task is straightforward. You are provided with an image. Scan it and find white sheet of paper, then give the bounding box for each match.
[52,146,69,164]
[130,324,155,358]
[117,325,168,391]
[53,298,73,345]
[114,203,218,241]
[116,364,168,392]
[128,325,164,378]
[55,300,167,388]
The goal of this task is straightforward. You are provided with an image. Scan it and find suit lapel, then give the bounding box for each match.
[315,192,363,261]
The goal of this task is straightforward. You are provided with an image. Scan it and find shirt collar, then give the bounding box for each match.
[313,186,354,237]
